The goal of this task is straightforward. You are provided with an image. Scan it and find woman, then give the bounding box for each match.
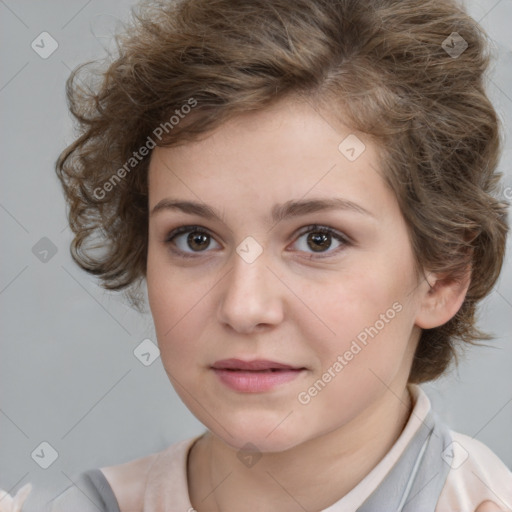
[42,0,512,510]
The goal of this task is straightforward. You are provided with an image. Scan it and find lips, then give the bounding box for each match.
[211,359,304,371]
[211,359,306,392]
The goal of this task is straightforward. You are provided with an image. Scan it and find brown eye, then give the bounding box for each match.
[292,225,350,257]
[186,231,210,251]
[165,225,221,257]
[307,232,332,252]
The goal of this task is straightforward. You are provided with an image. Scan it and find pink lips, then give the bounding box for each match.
[211,358,306,393]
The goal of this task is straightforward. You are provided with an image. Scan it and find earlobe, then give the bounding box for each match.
[414,268,471,329]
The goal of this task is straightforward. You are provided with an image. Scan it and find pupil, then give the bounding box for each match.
[188,232,209,251]
[308,232,330,252]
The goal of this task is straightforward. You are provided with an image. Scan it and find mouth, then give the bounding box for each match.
[211,358,306,371]
[210,359,307,392]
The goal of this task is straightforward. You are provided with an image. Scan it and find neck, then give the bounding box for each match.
[188,384,414,512]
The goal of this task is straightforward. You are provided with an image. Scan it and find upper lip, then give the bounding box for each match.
[211,359,305,371]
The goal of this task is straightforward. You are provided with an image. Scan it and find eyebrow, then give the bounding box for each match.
[150,197,374,224]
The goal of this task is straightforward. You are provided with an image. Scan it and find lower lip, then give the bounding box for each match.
[212,369,304,392]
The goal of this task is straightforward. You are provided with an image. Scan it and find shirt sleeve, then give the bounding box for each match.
[47,469,121,512]
[436,431,512,512]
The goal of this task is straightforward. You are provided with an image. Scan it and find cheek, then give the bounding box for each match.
[146,251,223,375]
[302,251,419,376]
[310,267,413,341]
[147,246,197,325]
[295,285,416,433]
[147,251,195,355]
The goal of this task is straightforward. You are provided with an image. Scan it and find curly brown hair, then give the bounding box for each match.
[56,0,509,383]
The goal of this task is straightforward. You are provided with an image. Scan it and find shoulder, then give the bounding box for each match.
[436,430,512,512]
[99,451,159,512]
[46,467,127,512]
[100,436,200,512]
[48,436,200,512]
[46,451,159,512]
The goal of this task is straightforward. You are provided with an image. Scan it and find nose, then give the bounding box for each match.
[216,249,284,334]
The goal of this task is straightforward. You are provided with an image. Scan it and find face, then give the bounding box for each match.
[146,96,426,453]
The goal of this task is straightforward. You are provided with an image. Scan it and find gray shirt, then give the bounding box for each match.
[47,469,121,512]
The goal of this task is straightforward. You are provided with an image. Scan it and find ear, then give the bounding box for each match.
[414,266,471,329]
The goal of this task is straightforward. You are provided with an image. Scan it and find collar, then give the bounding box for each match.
[142,384,451,511]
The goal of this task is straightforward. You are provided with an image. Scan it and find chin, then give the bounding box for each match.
[208,416,308,454]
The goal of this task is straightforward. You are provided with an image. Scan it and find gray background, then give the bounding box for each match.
[0,0,511,509]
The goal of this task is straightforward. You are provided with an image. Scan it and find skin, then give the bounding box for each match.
[144,95,473,511]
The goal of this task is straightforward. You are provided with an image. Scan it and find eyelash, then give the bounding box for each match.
[164,224,351,259]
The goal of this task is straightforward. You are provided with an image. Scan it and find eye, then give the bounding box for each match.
[290,224,350,257]
[164,223,351,259]
[164,225,221,257]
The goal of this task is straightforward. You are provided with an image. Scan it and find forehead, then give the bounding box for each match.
[147,98,395,222]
